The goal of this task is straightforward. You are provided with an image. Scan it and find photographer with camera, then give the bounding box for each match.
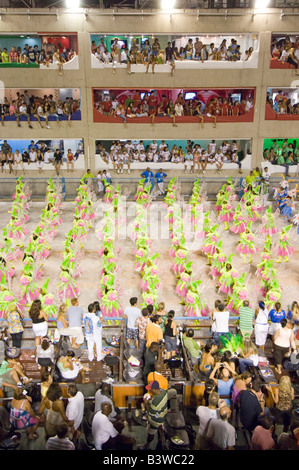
[210,361,237,406]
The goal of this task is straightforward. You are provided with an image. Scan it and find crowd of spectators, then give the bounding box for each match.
[0,43,76,69]
[0,91,81,128]
[95,139,245,174]
[267,89,299,115]
[0,139,83,174]
[95,90,254,126]
[91,36,254,72]
[1,294,298,451]
[263,139,299,167]
[271,35,299,70]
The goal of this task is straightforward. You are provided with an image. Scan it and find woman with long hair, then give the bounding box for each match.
[232,371,252,407]
[199,340,218,378]
[156,301,167,334]
[266,375,295,432]
[38,382,74,438]
[238,338,259,373]
[29,299,48,350]
[163,310,177,359]
[210,361,237,406]
[57,350,90,383]
[10,386,40,440]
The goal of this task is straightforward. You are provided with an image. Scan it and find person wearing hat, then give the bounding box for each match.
[142,380,168,450]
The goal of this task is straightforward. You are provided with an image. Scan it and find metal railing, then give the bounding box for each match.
[0,175,297,200]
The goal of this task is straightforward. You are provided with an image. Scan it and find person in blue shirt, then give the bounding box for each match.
[26,46,38,64]
[269,301,286,337]
[141,167,155,191]
[28,140,38,152]
[155,169,167,195]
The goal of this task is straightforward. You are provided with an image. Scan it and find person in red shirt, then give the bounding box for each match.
[221,98,229,116]
[161,94,169,112]
[250,416,276,450]
[132,90,142,109]
[232,100,240,116]
[214,98,222,116]
[102,96,113,116]
[9,46,19,63]
[205,99,217,128]
[148,92,157,125]
[275,90,285,103]
[148,91,157,110]
[239,99,246,115]
[176,92,184,106]
[66,148,75,173]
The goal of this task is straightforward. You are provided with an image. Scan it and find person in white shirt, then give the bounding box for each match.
[146,150,154,162]
[34,104,47,129]
[245,97,253,113]
[139,150,147,162]
[116,152,124,174]
[161,147,170,162]
[83,303,104,362]
[280,46,290,63]
[102,170,111,184]
[122,297,142,348]
[94,47,102,62]
[92,403,119,450]
[102,49,111,64]
[208,140,217,156]
[94,382,118,419]
[254,301,270,353]
[110,149,119,172]
[43,150,51,164]
[150,140,158,153]
[153,152,159,163]
[159,140,167,153]
[125,140,134,153]
[19,103,33,128]
[136,141,145,153]
[120,48,127,63]
[211,303,230,344]
[66,384,84,438]
[132,150,139,162]
[215,149,224,173]
[111,98,119,112]
[29,149,37,164]
[195,392,220,450]
[262,166,271,181]
[171,154,181,164]
[174,102,184,116]
[14,150,24,174]
[121,149,131,174]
